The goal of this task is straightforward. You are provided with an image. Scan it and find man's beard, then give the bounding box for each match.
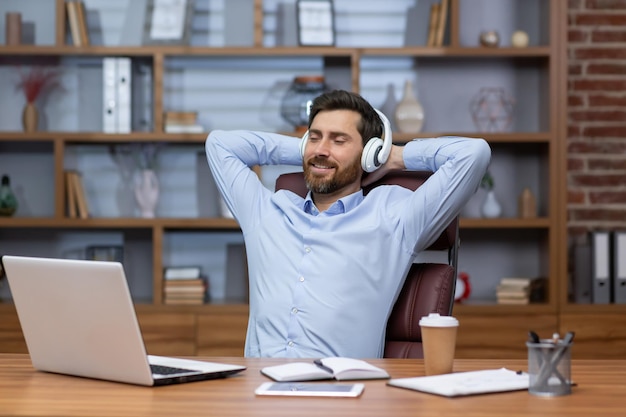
[304,154,362,194]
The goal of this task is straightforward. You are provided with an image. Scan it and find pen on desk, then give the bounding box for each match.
[314,359,334,375]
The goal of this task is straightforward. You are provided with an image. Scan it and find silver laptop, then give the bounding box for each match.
[1,255,246,386]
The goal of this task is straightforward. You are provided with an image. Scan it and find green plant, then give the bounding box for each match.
[480,170,494,191]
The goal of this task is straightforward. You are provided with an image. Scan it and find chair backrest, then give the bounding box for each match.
[274,170,459,358]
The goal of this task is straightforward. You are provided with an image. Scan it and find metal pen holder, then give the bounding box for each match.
[526,338,573,397]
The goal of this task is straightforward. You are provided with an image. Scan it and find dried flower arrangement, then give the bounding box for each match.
[15,66,61,103]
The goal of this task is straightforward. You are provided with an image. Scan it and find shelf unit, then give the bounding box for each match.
[0,0,568,358]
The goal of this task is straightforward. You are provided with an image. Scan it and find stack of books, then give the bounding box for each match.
[496,277,547,305]
[163,111,205,133]
[163,266,208,305]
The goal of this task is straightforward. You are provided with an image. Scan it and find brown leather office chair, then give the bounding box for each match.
[275,170,459,359]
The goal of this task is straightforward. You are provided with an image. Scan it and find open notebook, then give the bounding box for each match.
[1,255,246,386]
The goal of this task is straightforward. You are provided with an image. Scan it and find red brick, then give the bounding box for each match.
[569,208,626,222]
[568,29,589,43]
[569,63,584,76]
[568,94,585,107]
[588,158,626,170]
[583,125,626,137]
[569,109,626,122]
[589,94,626,106]
[568,140,626,154]
[568,157,586,170]
[587,63,626,74]
[574,47,626,59]
[571,173,626,187]
[585,0,626,9]
[568,190,587,204]
[574,14,626,26]
[571,79,626,91]
[568,125,583,137]
[590,191,626,204]
[591,30,626,42]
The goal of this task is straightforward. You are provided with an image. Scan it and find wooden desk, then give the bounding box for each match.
[0,354,624,416]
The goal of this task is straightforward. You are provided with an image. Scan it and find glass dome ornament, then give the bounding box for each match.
[280,76,328,134]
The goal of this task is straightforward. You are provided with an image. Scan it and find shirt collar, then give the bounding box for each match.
[303,190,364,215]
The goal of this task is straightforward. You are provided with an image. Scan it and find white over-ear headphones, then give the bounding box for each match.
[299,108,393,173]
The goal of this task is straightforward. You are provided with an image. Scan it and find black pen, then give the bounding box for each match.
[313,359,334,375]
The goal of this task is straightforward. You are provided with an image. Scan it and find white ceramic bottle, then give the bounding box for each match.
[394,80,424,134]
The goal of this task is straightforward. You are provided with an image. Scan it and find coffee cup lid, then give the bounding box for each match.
[419,313,459,327]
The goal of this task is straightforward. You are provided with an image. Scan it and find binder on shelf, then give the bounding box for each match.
[613,231,626,304]
[103,57,133,133]
[116,57,132,133]
[572,242,592,304]
[591,231,612,304]
[103,57,118,133]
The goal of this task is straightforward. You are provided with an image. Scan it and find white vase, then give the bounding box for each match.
[134,169,159,218]
[481,190,502,218]
[394,80,424,134]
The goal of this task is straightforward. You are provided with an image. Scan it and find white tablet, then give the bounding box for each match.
[254,382,365,397]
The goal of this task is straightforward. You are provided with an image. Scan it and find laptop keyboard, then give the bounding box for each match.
[150,364,197,376]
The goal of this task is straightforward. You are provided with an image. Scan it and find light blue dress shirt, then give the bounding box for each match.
[206,131,490,358]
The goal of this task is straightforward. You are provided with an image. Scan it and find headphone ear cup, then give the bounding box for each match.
[300,131,309,158]
[361,137,384,173]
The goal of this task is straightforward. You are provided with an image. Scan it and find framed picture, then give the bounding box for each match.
[143,0,194,45]
[296,0,335,46]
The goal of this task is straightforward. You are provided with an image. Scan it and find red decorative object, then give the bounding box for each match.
[455,272,471,302]
[15,66,61,103]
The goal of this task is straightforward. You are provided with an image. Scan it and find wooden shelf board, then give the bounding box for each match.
[0,217,240,229]
[460,217,551,228]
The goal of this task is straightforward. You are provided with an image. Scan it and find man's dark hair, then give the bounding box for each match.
[308,90,383,146]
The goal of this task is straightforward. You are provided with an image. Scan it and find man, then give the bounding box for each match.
[206,90,490,358]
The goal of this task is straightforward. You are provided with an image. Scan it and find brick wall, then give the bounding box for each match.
[568,0,626,238]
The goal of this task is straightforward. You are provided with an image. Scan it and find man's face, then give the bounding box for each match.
[303,109,363,195]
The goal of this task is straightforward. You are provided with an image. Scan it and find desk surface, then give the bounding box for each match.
[0,354,624,416]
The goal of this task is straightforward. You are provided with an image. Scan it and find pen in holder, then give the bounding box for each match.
[526,331,575,397]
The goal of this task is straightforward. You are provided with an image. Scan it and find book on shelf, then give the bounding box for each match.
[66,1,82,46]
[435,0,449,47]
[261,357,390,382]
[65,170,89,219]
[426,3,440,47]
[496,277,546,305]
[75,1,90,46]
[64,171,77,219]
[163,276,208,305]
[164,266,202,280]
[164,111,198,125]
[164,124,205,134]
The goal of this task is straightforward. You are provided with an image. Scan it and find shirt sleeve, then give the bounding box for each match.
[205,130,302,230]
[400,136,491,253]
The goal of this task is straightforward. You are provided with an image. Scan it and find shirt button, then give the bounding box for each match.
[291,307,298,314]
[299,276,305,282]
[305,247,311,253]
[288,341,294,347]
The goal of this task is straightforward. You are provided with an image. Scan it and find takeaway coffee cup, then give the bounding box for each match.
[419,313,459,376]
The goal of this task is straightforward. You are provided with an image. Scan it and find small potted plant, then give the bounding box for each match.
[15,66,61,132]
[480,170,502,218]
